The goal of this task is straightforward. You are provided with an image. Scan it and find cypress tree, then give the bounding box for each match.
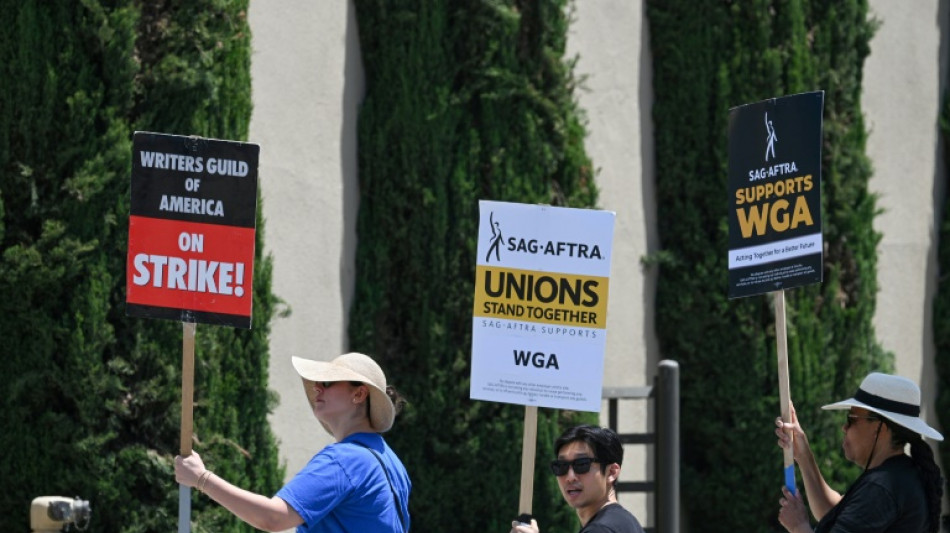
[0,2,281,531]
[934,91,950,530]
[646,1,886,530]
[350,1,596,530]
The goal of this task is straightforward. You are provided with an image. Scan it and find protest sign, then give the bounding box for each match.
[728,91,823,299]
[127,131,259,329]
[471,200,615,412]
[727,92,824,492]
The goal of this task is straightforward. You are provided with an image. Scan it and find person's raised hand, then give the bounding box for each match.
[775,402,810,464]
[175,451,207,488]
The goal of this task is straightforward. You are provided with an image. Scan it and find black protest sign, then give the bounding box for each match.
[126,132,259,328]
[727,92,824,299]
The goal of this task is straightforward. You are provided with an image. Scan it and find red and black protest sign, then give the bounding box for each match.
[126,132,259,329]
[727,91,824,299]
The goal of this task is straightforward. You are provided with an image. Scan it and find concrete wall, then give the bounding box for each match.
[566,0,656,520]
[248,0,946,527]
[864,0,947,516]
[865,0,946,433]
[247,0,363,476]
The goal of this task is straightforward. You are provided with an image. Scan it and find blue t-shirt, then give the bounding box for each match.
[276,433,411,533]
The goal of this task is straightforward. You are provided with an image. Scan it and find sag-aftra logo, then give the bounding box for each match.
[484,211,604,264]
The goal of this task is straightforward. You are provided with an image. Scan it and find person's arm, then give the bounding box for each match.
[176,453,303,532]
[775,402,841,520]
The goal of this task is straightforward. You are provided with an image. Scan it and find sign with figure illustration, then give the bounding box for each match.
[727,91,824,299]
[126,132,259,329]
[470,200,615,412]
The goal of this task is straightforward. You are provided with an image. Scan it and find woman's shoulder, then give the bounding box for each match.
[858,455,923,498]
[869,454,915,477]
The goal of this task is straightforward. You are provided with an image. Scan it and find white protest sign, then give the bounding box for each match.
[470,200,615,412]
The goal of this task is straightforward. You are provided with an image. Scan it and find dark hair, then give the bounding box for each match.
[357,384,407,421]
[883,420,944,533]
[386,385,407,416]
[554,425,623,479]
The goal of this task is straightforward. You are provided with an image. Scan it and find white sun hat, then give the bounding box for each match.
[822,372,943,441]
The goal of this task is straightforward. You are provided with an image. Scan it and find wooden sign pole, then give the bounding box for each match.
[518,405,539,519]
[178,321,196,533]
[772,291,795,492]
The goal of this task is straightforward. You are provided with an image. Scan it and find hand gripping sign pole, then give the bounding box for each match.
[179,321,197,533]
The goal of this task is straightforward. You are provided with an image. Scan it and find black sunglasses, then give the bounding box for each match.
[550,457,600,476]
[316,381,363,389]
[844,413,878,429]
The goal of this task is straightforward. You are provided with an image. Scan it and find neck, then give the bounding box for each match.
[863,422,902,470]
[577,491,617,526]
[326,416,375,442]
[867,445,903,470]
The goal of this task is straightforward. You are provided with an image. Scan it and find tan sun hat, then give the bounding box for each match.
[822,372,943,441]
[291,352,395,433]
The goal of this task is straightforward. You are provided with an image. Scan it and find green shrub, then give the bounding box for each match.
[350,1,597,530]
[0,2,281,531]
[933,90,950,530]
[646,1,888,530]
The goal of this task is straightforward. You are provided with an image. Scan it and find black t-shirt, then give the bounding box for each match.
[579,503,645,533]
[815,455,929,533]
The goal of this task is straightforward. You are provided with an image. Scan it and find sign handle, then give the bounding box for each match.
[518,405,538,518]
[179,321,196,533]
[772,291,795,492]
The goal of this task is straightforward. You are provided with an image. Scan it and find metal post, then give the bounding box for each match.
[609,397,618,431]
[656,360,680,533]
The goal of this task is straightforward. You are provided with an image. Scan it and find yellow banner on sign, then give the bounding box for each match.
[473,265,609,328]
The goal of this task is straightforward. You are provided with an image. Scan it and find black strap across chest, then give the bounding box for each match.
[352,442,408,533]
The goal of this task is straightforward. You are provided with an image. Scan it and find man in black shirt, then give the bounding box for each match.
[511,425,645,533]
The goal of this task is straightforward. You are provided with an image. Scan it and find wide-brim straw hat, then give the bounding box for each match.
[822,372,943,441]
[291,352,395,433]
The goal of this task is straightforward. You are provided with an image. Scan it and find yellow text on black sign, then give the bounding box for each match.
[734,174,815,238]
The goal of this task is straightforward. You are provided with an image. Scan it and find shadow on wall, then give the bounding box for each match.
[638,0,659,378]
[340,0,364,349]
[928,0,950,520]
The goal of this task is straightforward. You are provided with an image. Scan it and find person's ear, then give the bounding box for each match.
[353,384,369,403]
[606,463,621,484]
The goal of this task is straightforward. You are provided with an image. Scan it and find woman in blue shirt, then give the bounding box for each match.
[175,352,411,532]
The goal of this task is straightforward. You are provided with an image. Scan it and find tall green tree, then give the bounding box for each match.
[0,2,281,531]
[933,90,950,531]
[645,1,887,530]
[350,1,597,530]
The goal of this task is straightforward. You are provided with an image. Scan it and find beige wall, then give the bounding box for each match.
[864,0,947,514]
[567,0,657,520]
[249,0,946,527]
[248,0,363,477]
[866,0,945,432]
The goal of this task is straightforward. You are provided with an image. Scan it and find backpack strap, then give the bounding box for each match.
[352,442,408,533]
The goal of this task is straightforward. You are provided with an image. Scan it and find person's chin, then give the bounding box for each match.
[841,443,854,463]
